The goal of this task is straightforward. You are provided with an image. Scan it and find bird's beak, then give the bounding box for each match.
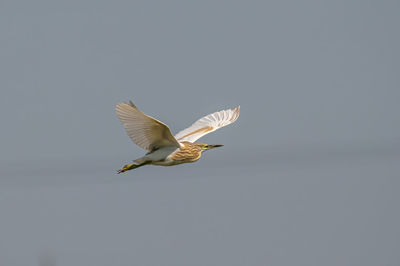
[208,144,224,149]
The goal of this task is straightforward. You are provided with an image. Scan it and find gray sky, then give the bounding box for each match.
[1,0,399,162]
[1,0,399,265]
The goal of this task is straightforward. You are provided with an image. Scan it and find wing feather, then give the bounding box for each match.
[116,102,180,151]
[175,106,240,143]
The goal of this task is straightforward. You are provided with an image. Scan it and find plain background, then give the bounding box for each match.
[1,0,399,265]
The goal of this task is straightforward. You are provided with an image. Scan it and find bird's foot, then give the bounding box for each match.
[117,164,136,174]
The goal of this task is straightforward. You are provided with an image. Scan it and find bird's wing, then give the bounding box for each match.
[175,106,240,143]
[116,101,181,151]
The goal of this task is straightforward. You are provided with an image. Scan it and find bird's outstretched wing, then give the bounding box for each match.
[175,106,240,143]
[116,101,181,151]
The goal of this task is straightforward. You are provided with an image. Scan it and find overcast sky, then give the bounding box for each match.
[1,0,399,163]
[0,1,399,265]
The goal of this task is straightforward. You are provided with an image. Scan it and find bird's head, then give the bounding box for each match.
[196,143,224,151]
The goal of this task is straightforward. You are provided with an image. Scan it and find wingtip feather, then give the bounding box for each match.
[128,100,137,108]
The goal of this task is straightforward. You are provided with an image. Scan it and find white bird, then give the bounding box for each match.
[116,100,240,173]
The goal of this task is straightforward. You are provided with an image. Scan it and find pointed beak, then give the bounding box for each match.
[209,144,224,149]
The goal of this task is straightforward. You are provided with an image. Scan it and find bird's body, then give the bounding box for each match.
[116,100,240,173]
[144,142,202,166]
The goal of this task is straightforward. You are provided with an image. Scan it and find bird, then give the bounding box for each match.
[115,100,240,173]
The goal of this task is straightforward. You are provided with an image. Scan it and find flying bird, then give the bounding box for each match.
[116,100,240,173]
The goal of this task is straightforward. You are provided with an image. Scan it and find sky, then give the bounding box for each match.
[0,0,399,265]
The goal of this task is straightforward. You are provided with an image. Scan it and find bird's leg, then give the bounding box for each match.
[117,162,147,174]
[117,163,138,173]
